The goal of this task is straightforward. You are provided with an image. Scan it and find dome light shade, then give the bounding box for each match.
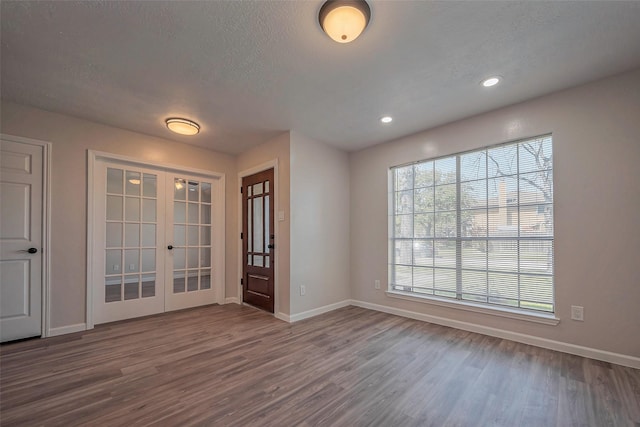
[166,118,200,135]
[319,0,371,44]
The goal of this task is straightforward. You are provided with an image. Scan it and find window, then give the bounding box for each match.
[389,135,554,313]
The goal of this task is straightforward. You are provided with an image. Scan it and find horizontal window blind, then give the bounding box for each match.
[389,135,554,313]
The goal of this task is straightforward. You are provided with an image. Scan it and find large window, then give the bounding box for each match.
[389,135,554,313]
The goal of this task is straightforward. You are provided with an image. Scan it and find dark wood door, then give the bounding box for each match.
[242,169,275,313]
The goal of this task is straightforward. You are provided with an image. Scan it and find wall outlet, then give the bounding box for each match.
[278,210,285,221]
[571,305,584,321]
[374,279,381,290]
[300,285,306,296]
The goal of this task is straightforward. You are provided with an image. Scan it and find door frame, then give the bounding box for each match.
[0,134,52,338]
[86,150,225,329]
[237,160,279,316]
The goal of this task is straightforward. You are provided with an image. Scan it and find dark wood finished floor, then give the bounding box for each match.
[1,305,639,426]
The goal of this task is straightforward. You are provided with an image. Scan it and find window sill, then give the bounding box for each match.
[385,290,560,326]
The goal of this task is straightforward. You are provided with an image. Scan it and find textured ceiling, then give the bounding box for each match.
[2,1,640,154]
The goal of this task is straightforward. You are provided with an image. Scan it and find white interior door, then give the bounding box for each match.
[91,157,223,325]
[165,174,217,311]
[0,138,43,342]
[92,163,166,324]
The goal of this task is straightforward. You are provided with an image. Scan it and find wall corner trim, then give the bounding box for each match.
[48,323,87,337]
[224,297,240,305]
[350,299,640,369]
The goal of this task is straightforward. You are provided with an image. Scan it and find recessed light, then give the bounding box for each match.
[380,116,393,124]
[166,118,200,136]
[482,76,501,87]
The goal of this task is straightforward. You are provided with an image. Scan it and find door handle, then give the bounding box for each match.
[27,247,38,254]
[267,244,274,249]
[167,245,173,250]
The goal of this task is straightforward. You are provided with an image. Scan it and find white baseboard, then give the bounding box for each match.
[48,323,87,337]
[275,312,290,322]
[224,297,239,304]
[351,299,640,370]
[288,300,352,323]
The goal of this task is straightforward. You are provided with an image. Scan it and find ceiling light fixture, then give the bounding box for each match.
[319,0,371,44]
[380,116,393,124]
[482,76,501,87]
[166,118,200,136]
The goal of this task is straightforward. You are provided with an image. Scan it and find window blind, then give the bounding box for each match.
[389,135,554,313]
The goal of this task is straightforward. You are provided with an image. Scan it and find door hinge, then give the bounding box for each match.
[240,232,243,240]
[240,187,243,194]
[240,278,244,285]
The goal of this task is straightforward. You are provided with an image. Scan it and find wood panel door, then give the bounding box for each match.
[0,138,44,342]
[242,169,274,313]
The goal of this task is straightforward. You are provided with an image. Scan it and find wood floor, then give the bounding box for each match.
[1,305,639,426]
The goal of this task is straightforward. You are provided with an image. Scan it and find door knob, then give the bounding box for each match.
[167,245,173,250]
[27,247,38,254]
[267,244,274,249]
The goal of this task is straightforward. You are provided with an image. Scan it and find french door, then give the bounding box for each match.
[91,158,221,325]
[165,174,216,311]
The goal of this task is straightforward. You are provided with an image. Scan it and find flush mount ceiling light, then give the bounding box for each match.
[166,118,200,136]
[319,0,371,43]
[482,76,502,87]
[380,116,393,124]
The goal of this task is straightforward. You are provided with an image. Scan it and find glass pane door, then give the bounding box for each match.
[94,163,165,325]
[105,167,159,302]
[165,175,216,311]
[92,160,220,324]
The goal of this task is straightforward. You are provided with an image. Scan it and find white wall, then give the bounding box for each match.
[237,132,291,316]
[0,102,238,329]
[350,69,640,358]
[290,132,351,315]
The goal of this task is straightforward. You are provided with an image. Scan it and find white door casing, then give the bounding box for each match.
[0,135,50,342]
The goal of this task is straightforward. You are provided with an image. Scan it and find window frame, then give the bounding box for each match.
[388,134,556,321]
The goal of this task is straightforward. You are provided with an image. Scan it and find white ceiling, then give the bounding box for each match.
[2,1,640,154]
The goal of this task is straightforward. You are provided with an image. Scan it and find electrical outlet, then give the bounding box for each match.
[374,279,381,290]
[300,285,306,296]
[571,305,584,321]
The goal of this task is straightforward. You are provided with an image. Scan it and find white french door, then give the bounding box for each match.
[91,157,222,325]
[93,163,166,324]
[165,173,216,311]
